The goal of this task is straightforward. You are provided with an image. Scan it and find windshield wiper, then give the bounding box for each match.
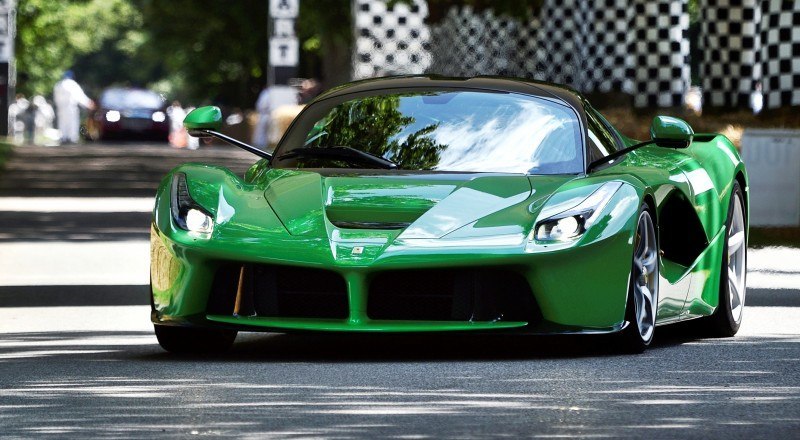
[586,140,658,173]
[276,146,398,170]
[587,138,692,173]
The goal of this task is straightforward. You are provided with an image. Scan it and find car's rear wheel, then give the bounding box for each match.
[703,181,746,337]
[620,205,659,353]
[154,325,237,354]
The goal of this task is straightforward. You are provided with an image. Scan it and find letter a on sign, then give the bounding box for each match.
[270,0,298,18]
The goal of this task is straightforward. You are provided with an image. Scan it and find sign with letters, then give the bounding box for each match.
[269,38,299,67]
[741,129,800,226]
[0,0,14,63]
[268,0,298,69]
[270,0,298,19]
[0,0,15,135]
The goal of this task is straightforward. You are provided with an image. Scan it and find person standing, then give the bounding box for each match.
[53,71,95,144]
[8,94,30,143]
[166,101,187,148]
[32,95,56,146]
[252,84,298,149]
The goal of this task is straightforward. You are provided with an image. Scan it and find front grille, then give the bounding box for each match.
[207,263,348,319]
[367,268,540,322]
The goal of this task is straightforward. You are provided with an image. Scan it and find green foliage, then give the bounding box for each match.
[0,141,12,179]
[15,0,356,107]
[297,0,354,90]
[138,0,269,107]
[15,0,140,96]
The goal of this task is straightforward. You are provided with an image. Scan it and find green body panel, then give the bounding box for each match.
[151,166,642,332]
[597,133,748,323]
[183,106,223,131]
[151,78,748,336]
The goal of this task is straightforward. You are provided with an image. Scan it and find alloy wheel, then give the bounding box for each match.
[632,210,658,344]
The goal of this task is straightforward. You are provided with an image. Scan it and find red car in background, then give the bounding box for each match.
[87,88,169,141]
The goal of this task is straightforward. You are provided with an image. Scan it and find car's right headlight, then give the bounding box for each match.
[171,173,214,236]
[530,181,623,244]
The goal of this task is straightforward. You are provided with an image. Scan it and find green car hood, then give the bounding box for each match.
[260,169,571,239]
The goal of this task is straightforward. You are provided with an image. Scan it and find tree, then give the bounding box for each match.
[314,94,446,170]
[15,0,140,97]
[15,0,358,108]
[139,0,355,106]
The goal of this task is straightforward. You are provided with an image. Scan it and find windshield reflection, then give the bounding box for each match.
[277,90,582,175]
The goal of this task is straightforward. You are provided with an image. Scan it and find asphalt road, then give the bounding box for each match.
[1,142,799,438]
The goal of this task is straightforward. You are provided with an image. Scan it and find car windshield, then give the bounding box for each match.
[101,89,164,110]
[274,90,583,174]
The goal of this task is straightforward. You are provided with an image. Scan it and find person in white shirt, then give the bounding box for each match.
[32,95,56,145]
[53,71,95,144]
[252,84,298,148]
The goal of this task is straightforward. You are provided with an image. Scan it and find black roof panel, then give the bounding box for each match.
[315,75,585,111]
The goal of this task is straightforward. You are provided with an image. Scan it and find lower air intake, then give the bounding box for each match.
[367,268,540,322]
[208,263,348,319]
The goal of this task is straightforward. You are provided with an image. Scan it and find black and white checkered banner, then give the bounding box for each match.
[427,7,539,79]
[628,0,691,108]
[700,0,800,110]
[700,0,762,109]
[353,0,690,108]
[761,0,800,109]
[353,0,431,79]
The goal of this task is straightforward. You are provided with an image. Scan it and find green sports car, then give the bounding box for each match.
[150,76,748,354]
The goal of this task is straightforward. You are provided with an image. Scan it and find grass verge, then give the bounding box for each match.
[750,227,800,249]
[0,141,12,175]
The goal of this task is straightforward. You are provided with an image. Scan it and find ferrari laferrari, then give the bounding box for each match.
[150,76,748,353]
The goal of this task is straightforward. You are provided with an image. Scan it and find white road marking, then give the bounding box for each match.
[0,305,152,333]
[748,247,800,273]
[0,197,154,213]
[0,241,150,286]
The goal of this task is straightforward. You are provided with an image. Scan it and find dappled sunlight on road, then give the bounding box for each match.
[0,303,798,437]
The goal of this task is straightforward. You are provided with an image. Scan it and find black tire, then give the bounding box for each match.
[619,204,659,354]
[702,181,746,337]
[154,325,237,354]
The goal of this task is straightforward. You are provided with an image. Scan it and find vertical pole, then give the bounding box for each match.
[0,0,15,137]
[267,0,275,87]
[0,61,8,137]
[267,0,299,86]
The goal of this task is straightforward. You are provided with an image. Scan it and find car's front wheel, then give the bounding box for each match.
[620,205,659,353]
[154,325,237,354]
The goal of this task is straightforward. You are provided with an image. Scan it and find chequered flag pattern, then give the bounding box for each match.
[700,0,762,109]
[430,0,690,107]
[533,0,585,87]
[760,0,800,109]
[428,7,540,78]
[629,0,691,108]
[353,0,691,108]
[352,0,431,79]
[581,0,635,94]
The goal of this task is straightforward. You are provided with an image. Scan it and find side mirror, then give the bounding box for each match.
[181,105,272,159]
[650,116,693,147]
[183,106,223,134]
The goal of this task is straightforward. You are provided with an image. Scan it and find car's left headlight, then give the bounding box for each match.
[531,181,622,243]
[152,111,166,123]
[171,173,214,236]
